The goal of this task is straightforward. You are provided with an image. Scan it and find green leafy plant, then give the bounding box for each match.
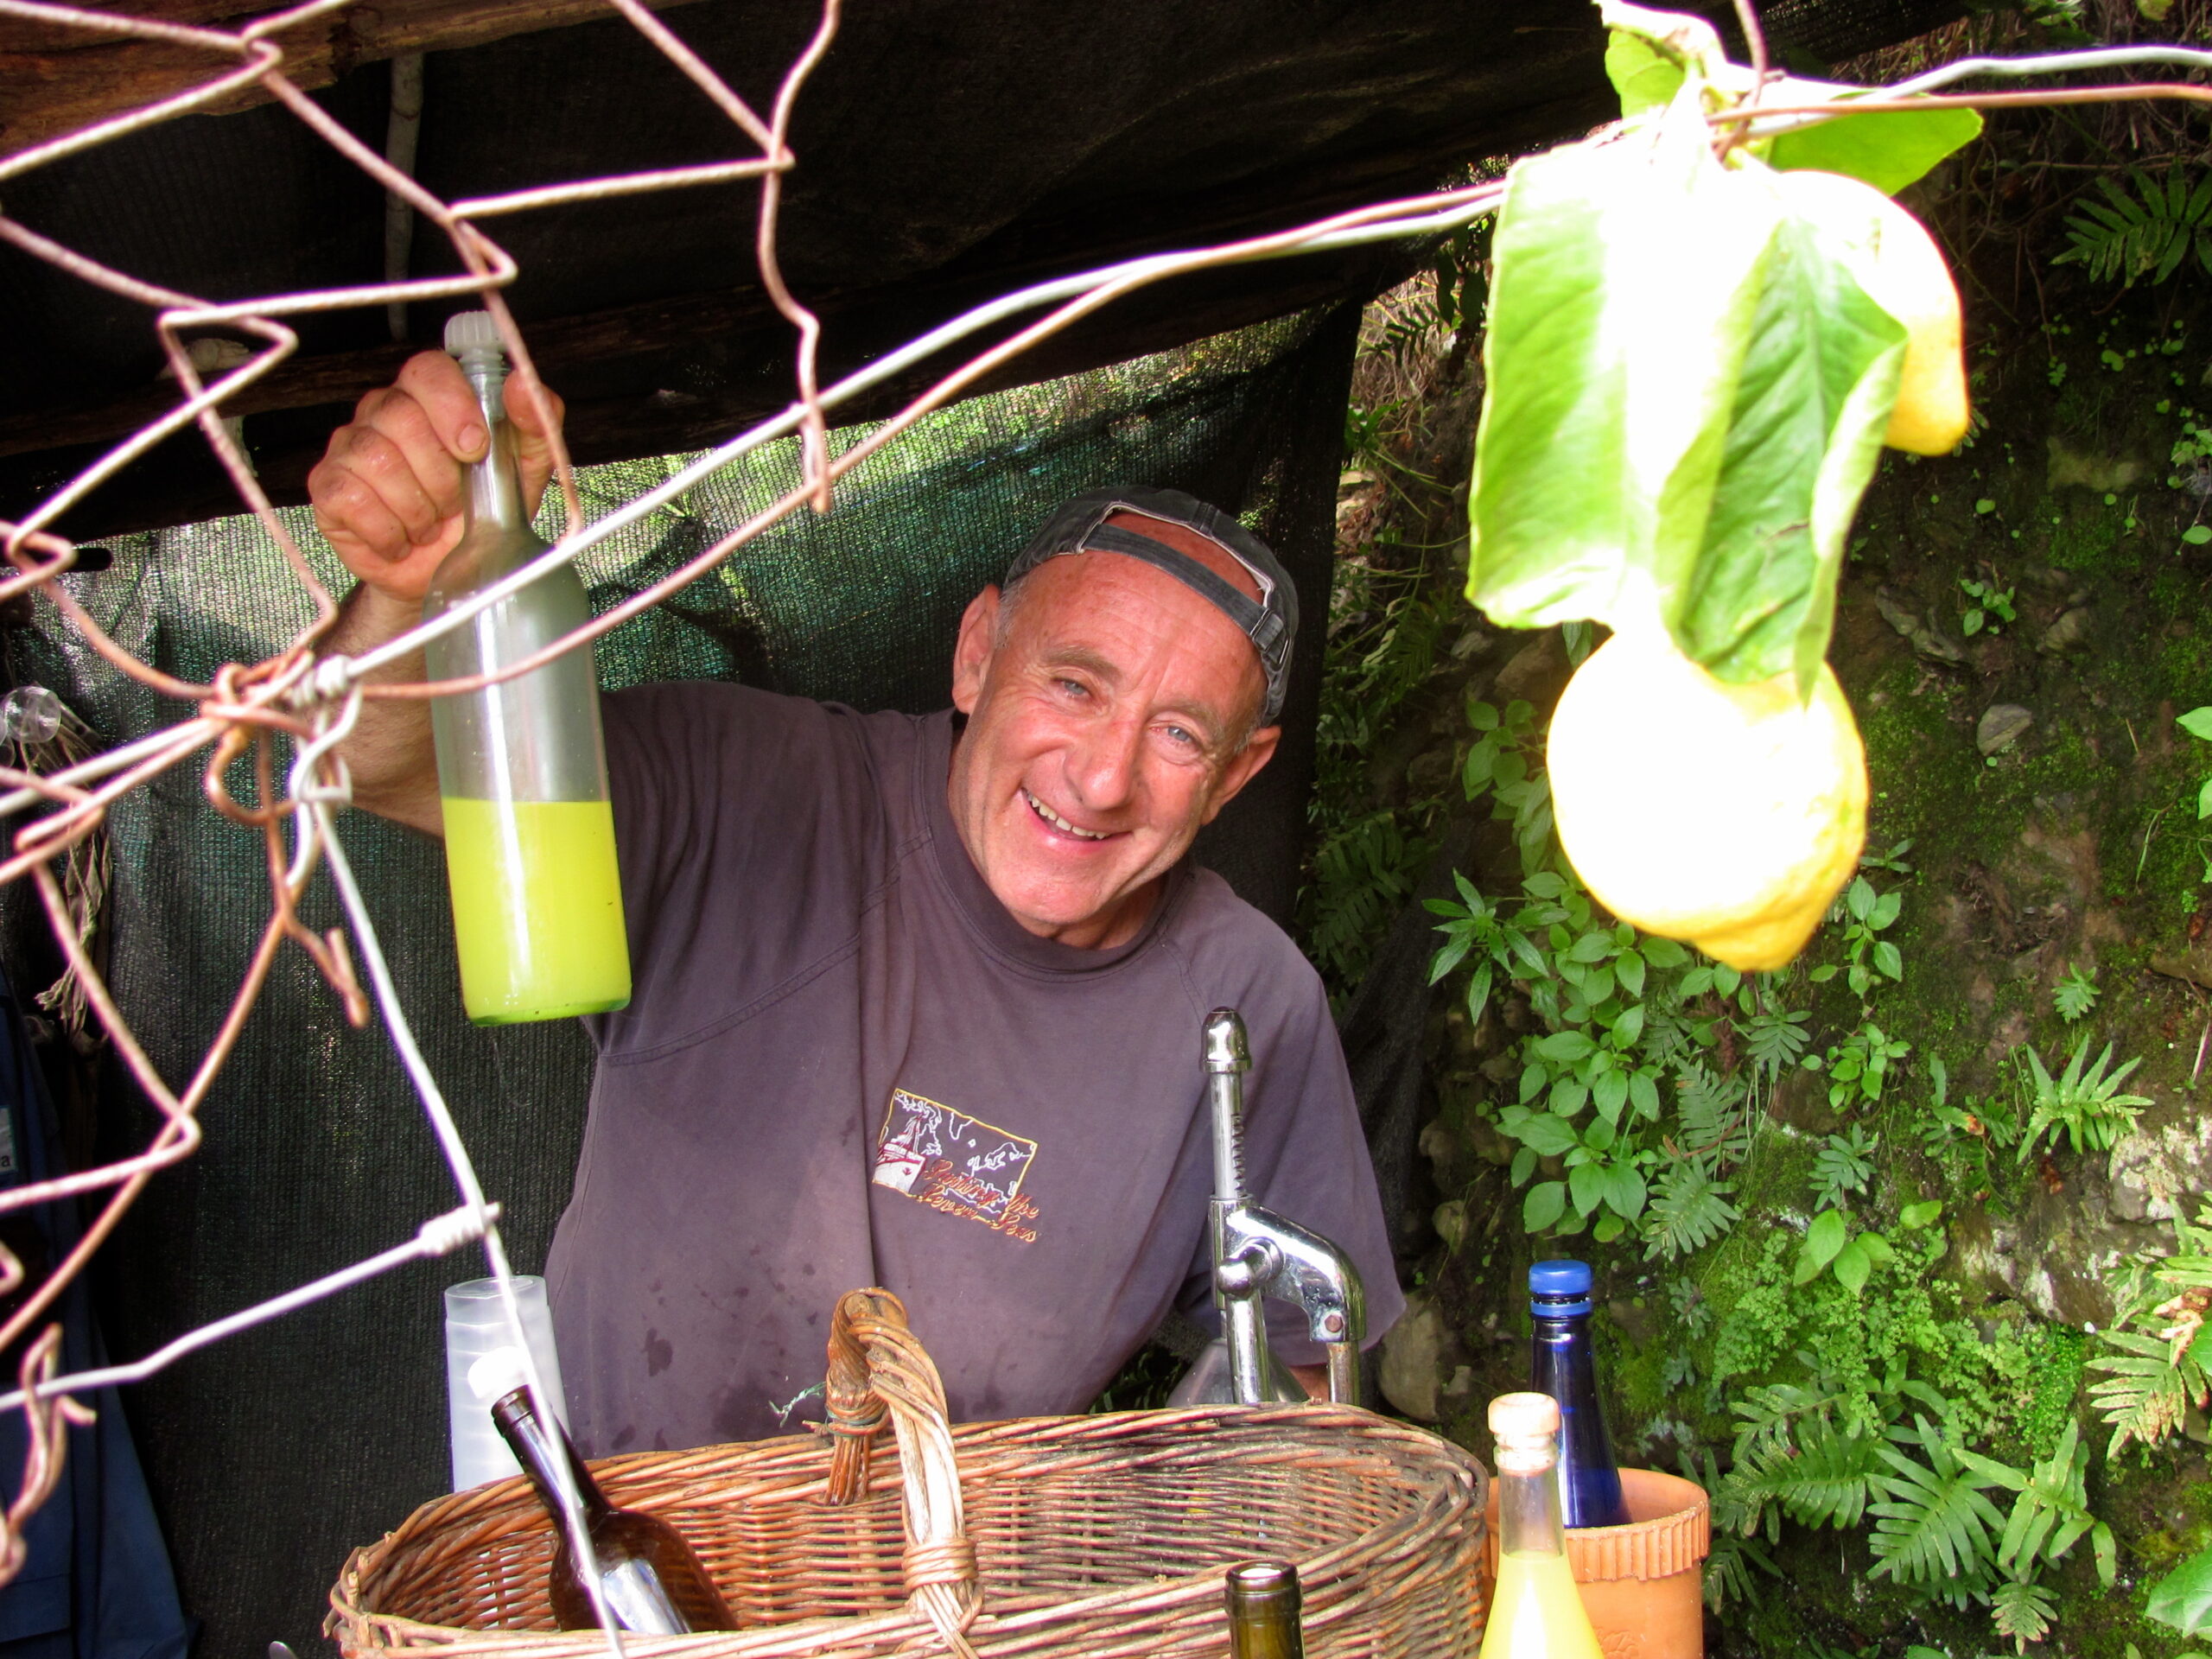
[2013,1036,2152,1159]
[2055,167,2212,287]
[1426,869,1548,1028]
[2053,963,2100,1022]
[1809,877,1903,998]
[1376,219,1492,366]
[1694,1443,1783,1612]
[1957,575,2017,637]
[1859,837,1916,875]
[1468,10,1980,691]
[1459,697,1555,875]
[1300,556,1453,992]
[2148,1541,2212,1640]
[1990,1580,2057,1651]
[1808,1021,1911,1110]
[1794,1208,1896,1293]
[2179,706,2212,819]
[1723,1421,1883,1539]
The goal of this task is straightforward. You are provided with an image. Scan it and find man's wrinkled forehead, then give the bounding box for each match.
[1003,485,1296,724]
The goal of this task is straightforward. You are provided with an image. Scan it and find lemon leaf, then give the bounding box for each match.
[1605,29,1686,117]
[1467,101,1777,640]
[1769,99,1984,196]
[1675,181,1905,689]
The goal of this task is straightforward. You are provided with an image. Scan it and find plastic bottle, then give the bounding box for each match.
[470,1347,734,1632]
[1224,1560,1305,1659]
[1529,1259,1631,1529]
[444,1275,569,1490]
[423,310,630,1025]
[1480,1392,1603,1659]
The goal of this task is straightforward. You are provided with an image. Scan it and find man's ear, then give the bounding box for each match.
[950,585,1002,715]
[1200,723,1281,825]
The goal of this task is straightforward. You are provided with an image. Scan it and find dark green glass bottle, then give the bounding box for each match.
[483,1367,734,1633]
[1224,1560,1305,1659]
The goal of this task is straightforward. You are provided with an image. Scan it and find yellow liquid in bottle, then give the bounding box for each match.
[1480,1549,1602,1659]
[442,797,631,1024]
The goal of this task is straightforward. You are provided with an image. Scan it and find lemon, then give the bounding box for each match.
[1546,629,1867,971]
[1774,168,1968,455]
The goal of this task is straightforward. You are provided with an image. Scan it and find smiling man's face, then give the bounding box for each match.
[946,516,1281,950]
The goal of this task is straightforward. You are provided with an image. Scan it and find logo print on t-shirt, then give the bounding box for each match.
[871,1088,1039,1245]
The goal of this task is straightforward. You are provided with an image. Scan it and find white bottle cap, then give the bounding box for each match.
[444,310,503,357]
[1488,1391,1561,1477]
[1488,1390,1560,1439]
[467,1344,532,1406]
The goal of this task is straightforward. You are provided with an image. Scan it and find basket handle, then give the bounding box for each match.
[821,1288,982,1658]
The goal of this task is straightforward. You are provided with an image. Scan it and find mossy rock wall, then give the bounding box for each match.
[1329,272,2212,1656]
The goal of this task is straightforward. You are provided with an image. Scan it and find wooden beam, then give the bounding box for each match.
[0,239,1412,543]
[0,0,713,156]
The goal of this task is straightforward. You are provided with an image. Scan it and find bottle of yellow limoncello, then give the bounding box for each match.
[1481,1392,1602,1659]
[423,310,629,1024]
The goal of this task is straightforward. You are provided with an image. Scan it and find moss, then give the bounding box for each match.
[2015,1325,2088,1462]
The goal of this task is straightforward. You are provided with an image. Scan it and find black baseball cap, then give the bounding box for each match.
[1003,486,1297,725]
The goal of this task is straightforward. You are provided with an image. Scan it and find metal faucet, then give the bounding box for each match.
[1193,1007,1365,1407]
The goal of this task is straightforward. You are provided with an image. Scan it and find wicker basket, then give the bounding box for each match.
[330,1289,1488,1658]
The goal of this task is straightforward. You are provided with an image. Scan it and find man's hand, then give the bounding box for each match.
[308,349,565,606]
[304,353,566,836]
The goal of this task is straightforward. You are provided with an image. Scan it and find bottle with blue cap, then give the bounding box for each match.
[1529,1259,1630,1529]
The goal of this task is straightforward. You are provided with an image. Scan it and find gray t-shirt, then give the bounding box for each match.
[545,683,1403,1454]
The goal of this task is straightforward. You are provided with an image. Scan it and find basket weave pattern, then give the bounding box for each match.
[330,1294,1488,1658]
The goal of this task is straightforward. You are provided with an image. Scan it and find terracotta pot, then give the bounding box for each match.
[1481,1467,1711,1659]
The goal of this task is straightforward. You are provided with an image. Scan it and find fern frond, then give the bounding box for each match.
[2088,1327,2209,1456]
[1992,1578,2057,1653]
[1866,1418,2007,1587]
[1704,1530,1779,1614]
[1643,1158,1739,1262]
[2056,168,2212,287]
[1729,1379,1840,1462]
[1675,1062,1751,1162]
[1776,1427,1883,1530]
[2015,1037,2151,1158]
[1978,1420,2116,1587]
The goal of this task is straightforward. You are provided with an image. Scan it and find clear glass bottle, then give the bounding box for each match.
[1529,1260,1630,1529]
[1224,1560,1305,1659]
[423,311,629,1024]
[471,1349,734,1633]
[1480,1392,1602,1659]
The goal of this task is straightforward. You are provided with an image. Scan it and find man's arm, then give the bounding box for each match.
[304,349,566,836]
[320,582,442,835]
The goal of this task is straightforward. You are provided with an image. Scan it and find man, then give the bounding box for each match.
[308,351,1402,1453]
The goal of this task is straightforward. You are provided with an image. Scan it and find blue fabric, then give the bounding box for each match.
[0,969,190,1659]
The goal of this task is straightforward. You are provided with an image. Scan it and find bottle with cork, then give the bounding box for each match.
[1224,1560,1305,1659]
[469,1346,734,1632]
[424,309,630,1026]
[1480,1391,1603,1659]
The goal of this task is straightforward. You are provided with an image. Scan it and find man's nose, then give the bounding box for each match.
[1065,710,1143,809]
